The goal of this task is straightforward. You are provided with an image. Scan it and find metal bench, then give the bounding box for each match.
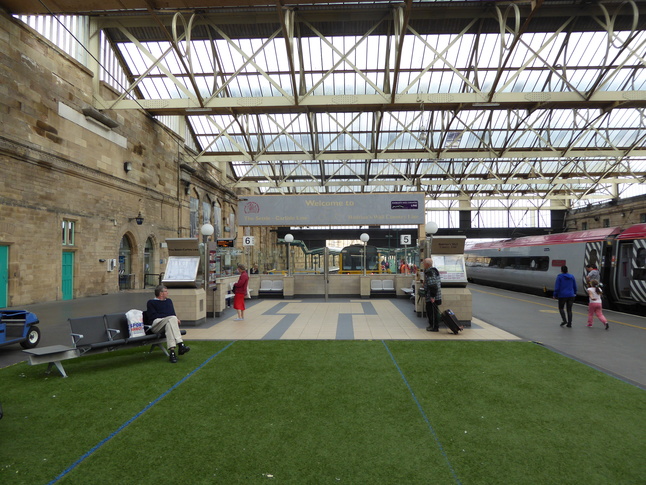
[370,279,396,296]
[258,279,284,297]
[23,312,187,377]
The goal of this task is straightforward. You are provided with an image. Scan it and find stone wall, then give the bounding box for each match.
[0,13,264,306]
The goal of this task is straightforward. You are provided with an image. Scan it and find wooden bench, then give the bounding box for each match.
[23,312,186,377]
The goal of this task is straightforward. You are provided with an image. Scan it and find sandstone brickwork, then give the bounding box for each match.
[0,13,271,306]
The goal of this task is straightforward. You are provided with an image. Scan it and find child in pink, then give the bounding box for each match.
[586,279,609,330]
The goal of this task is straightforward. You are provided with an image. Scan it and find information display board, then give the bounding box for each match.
[433,254,467,286]
[431,236,467,287]
[162,256,200,287]
[162,238,201,288]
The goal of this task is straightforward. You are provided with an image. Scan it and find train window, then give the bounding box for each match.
[486,256,549,271]
[635,248,646,281]
[465,255,490,267]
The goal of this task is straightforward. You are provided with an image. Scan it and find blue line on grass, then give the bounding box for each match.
[47,341,237,484]
[381,340,462,485]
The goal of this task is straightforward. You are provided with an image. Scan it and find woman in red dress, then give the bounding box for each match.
[232,263,249,321]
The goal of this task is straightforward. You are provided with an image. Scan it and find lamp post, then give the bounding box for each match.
[200,223,214,288]
[424,221,438,259]
[284,234,294,276]
[360,233,370,276]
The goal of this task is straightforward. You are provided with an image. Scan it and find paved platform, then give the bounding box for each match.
[185,298,516,341]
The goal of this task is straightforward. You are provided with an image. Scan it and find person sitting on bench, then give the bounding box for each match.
[147,285,190,363]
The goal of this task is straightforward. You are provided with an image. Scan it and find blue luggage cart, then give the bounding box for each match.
[0,310,41,349]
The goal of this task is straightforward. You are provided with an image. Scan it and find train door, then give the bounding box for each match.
[583,242,602,288]
[627,240,646,303]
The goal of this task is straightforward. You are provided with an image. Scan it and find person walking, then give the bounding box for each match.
[232,263,249,321]
[585,264,600,284]
[553,265,577,327]
[422,257,442,332]
[586,279,609,330]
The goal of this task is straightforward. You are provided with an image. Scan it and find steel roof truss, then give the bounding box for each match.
[202,23,290,102]
[299,18,388,102]
[402,21,482,97]
[108,26,196,108]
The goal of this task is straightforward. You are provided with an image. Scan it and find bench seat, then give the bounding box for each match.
[258,279,284,297]
[370,279,396,296]
[24,312,187,377]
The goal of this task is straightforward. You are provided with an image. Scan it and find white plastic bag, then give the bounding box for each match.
[125,309,146,338]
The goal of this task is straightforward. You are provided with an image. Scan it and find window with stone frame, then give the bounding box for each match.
[61,220,75,246]
[190,196,199,238]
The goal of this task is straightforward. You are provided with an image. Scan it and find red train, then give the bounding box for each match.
[465,224,646,313]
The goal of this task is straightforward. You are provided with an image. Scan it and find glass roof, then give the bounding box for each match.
[14,1,646,209]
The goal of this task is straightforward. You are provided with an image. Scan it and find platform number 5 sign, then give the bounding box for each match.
[243,236,255,247]
[400,234,411,246]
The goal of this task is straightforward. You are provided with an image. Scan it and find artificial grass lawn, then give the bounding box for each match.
[0,340,644,484]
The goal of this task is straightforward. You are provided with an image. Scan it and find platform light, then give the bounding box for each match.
[360,233,370,276]
[425,221,438,258]
[284,234,294,276]
[200,223,215,288]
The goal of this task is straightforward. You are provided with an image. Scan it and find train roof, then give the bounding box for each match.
[616,223,646,240]
[467,227,622,250]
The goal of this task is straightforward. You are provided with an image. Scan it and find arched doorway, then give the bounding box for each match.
[144,237,156,287]
[119,235,135,290]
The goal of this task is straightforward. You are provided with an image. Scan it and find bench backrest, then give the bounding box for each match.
[104,313,129,339]
[260,279,273,291]
[382,280,395,291]
[271,280,284,291]
[370,280,384,291]
[69,316,110,347]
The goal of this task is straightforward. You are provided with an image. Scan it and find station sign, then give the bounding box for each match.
[238,193,425,226]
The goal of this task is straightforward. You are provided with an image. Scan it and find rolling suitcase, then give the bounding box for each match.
[441,309,463,335]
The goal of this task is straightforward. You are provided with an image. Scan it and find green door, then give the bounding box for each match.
[62,251,74,301]
[0,246,8,308]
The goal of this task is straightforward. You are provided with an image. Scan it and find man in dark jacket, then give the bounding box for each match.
[422,258,442,332]
[553,265,577,327]
[147,285,190,363]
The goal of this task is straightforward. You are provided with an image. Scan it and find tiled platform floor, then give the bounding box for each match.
[186,299,520,341]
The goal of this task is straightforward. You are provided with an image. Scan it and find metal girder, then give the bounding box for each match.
[109,90,646,114]
[13,0,645,205]
[197,148,646,163]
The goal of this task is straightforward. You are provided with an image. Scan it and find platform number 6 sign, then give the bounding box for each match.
[243,236,255,246]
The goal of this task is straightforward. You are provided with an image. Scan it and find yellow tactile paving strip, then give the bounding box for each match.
[185,300,520,341]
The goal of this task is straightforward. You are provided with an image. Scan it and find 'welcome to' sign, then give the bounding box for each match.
[238,193,425,226]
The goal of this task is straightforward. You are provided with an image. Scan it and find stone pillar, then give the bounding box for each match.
[283,276,295,299]
[169,288,206,326]
[360,276,371,299]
